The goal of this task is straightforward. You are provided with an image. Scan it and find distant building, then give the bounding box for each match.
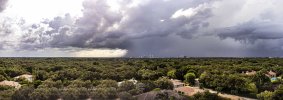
[170,79,185,88]
[0,80,21,89]
[243,70,257,76]
[265,70,277,78]
[14,74,33,82]
[118,78,138,86]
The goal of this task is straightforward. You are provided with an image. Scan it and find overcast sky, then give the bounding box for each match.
[0,0,283,57]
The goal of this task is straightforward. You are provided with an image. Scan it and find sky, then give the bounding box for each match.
[0,0,283,57]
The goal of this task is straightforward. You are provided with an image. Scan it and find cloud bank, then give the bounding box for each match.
[1,0,283,57]
[0,0,8,12]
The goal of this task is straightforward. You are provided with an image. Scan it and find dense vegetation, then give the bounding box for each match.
[1,57,283,100]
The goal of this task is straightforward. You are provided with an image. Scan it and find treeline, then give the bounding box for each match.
[1,58,283,99]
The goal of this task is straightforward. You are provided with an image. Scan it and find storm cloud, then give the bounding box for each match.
[0,0,8,12]
[18,0,213,51]
[218,21,283,42]
[1,0,283,57]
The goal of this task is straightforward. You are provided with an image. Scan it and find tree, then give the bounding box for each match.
[184,73,196,85]
[0,89,14,100]
[12,86,34,100]
[81,71,100,80]
[155,91,169,100]
[118,81,135,92]
[199,72,207,80]
[0,75,6,81]
[167,70,176,79]
[38,80,63,88]
[0,85,13,91]
[215,87,223,93]
[154,77,173,90]
[30,87,61,100]
[141,80,156,92]
[175,68,187,80]
[257,91,274,100]
[62,87,90,100]
[5,67,24,77]
[246,83,258,94]
[118,92,133,100]
[54,69,81,81]
[138,69,161,80]
[67,80,92,88]
[273,85,283,100]
[192,90,229,100]
[91,87,117,99]
[97,80,118,88]
[252,71,271,91]
[34,70,48,81]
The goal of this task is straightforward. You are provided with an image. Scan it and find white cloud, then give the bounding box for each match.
[171,8,196,19]
[73,49,128,57]
[5,0,83,24]
[0,48,128,57]
[171,3,209,19]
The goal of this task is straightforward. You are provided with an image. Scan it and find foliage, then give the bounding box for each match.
[30,87,61,100]
[0,75,6,81]
[184,73,196,85]
[273,84,283,100]
[0,58,283,99]
[154,77,174,90]
[167,70,176,79]
[192,90,229,100]
[252,71,271,92]
[12,86,34,100]
[118,92,134,100]
[257,91,274,100]
[118,81,135,92]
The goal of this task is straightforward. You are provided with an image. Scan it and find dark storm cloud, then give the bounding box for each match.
[215,20,283,57]
[218,21,283,42]
[19,0,213,50]
[3,0,283,57]
[0,0,8,12]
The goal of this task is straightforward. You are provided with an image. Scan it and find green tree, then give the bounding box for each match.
[38,80,63,88]
[184,73,196,85]
[167,70,176,79]
[30,87,61,100]
[192,90,229,100]
[273,85,283,100]
[67,80,92,88]
[118,81,135,92]
[141,80,156,92]
[91,87,117,99]
[138,69,161,80]
[0,75,6,81]
[12,86,34,100]
[62,87,90,100]
[34,70,48,81]
[5,67,24,77]
[118,92,133,100]
[154,77,173,90]
[252,72,271,91]
[257,91,274,100]
[246,83,258,94]
[97,80,118,88]
[215,87,223,93]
